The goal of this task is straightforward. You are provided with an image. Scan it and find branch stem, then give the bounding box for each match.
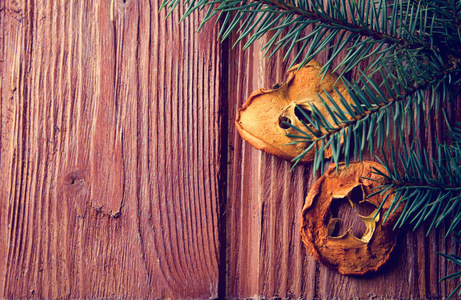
[257,0,406,45]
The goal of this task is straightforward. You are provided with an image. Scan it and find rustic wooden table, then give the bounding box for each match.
[1,0,460,298]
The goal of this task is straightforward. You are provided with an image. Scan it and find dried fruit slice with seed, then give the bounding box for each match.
[235,60,353,163]
[300,161,403,275]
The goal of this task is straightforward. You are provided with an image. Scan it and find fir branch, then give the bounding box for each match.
[255,0,404,45]
[372,126,461,236]
[290,60,460,171]
[439,236,461,300]
[161,0,437,73]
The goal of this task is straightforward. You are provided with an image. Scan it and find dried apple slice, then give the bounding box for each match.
[235,60,353,163]
[300,161,403,275]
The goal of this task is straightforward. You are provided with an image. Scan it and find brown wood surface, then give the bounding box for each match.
[1,0,460,299]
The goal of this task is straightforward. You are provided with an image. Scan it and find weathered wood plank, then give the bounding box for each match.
[0,0,223,298]
[226,37,319,298]
[226,32,461,299]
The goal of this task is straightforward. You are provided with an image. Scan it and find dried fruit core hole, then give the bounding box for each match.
[278,116,292,129]
[330,186,378,239]
[294,105,312,124]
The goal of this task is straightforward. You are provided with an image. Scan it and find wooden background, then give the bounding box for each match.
[1,0,460,298]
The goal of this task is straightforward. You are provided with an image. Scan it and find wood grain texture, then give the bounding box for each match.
[1,0,461,299]
[0,0,222,298]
